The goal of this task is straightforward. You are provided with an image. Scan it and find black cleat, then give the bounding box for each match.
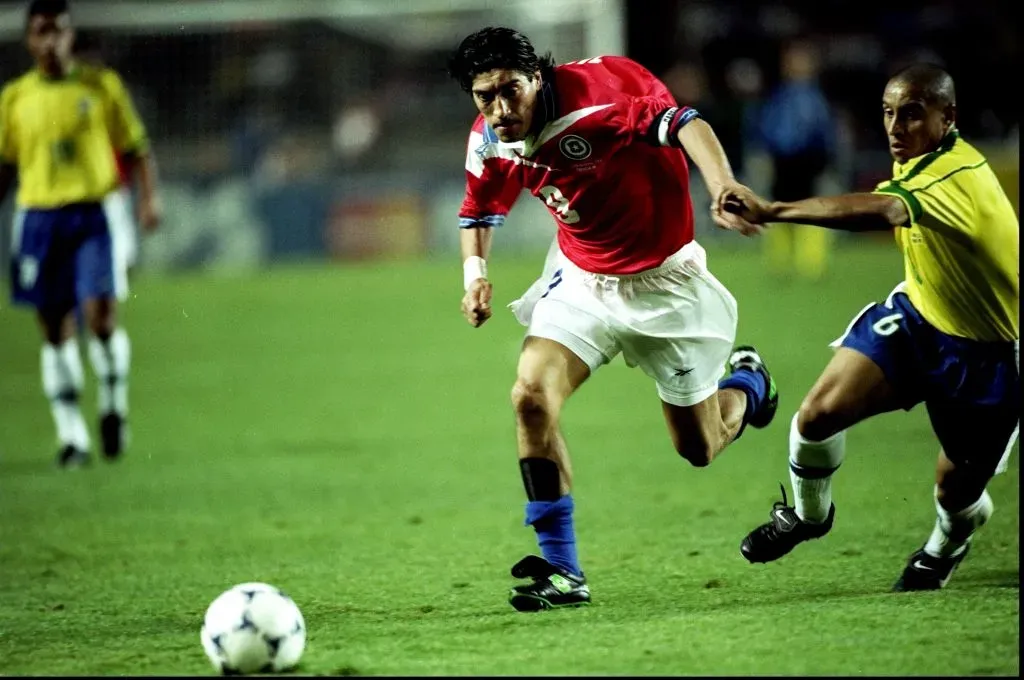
[508,555,591,612]
[100,412,128,459]
[892,544,971,592]
[727,345,778,428]
[57,444,91,469]
[741,483,834,563]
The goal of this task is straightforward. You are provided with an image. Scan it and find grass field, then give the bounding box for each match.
[0,242,1018,676]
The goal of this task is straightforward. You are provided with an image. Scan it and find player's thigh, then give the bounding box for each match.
[798,347,905,440]
[525,275,620,382]
[622,267,737,411]
[514,336,592,414]
[660,391,732,464]
[805,286,924,438]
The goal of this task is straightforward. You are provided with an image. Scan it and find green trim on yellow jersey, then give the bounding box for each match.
[892,128,960,184]
[875,182,922,224]
[909,160,989,194]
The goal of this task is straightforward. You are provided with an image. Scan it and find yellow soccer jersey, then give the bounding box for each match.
[873,130,1019,342]
[0,63,149,209]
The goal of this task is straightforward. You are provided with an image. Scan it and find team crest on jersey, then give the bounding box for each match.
[559,135,591,161]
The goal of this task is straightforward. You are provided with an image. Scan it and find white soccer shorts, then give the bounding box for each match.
[510,239,738,407]
[103,185,138,275]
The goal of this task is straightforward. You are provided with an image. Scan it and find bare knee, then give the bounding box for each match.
[83,298,117,339]
[935,452,990,512]
[38,309,75,345]
[511,379,557,430]
[796,390,847,442]
[673,425,729,467]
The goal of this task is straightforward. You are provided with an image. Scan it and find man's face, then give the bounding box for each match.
[882,79,953,163]
[470,68,541,142]
[26,12,74,74]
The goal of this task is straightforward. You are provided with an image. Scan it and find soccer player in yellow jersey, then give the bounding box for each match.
[719,63,1018,591]
[0,0,162,467]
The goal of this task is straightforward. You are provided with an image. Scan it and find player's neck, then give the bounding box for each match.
[35,59,77,80]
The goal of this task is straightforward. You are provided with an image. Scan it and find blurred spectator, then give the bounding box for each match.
[663,60,750,178]
[754,38,835,280]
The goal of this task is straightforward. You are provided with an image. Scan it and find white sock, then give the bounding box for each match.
[788,414,846,524]
[41,340,90,450]
[924,487,993,558]
[87,328,131,416]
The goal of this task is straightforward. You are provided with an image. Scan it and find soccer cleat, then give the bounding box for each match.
[728,345,778,428]
[56,444,91,469]
[100,412,128,459]
[740,483,834,563]
[508,555,591,612]
[892,544,971,592]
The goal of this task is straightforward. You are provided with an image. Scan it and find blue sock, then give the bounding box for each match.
[524,495,581,576]
[719,368,768,432]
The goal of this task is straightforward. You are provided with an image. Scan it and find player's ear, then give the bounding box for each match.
[943,103,956,128]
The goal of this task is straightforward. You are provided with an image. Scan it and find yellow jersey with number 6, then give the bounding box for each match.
[873,130,1019,342]
[0,63,149,209]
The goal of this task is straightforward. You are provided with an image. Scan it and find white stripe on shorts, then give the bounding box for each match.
[995,338,1020,475]
[11,207,26,255]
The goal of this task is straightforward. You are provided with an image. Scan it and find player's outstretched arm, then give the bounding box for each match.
[677,119,762,236]
[460,226,494,328]
[765,193,909,232]
[132,151,163,232]
[717,185,909,232]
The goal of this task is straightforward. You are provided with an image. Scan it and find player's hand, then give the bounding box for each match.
[138,195,163,233]
[461,278,493,328]
[711,183,768,236]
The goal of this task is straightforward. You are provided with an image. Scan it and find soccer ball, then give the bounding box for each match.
[200,582,306,675]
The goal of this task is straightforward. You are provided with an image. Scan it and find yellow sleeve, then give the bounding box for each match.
[102,69,149,155]
[0,85,17,164]
[875,165,980,238]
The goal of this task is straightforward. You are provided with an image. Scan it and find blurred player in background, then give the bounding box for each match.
[73,30,141,277]
[755,38,835,280]
[0,0,162,468]
[448,27,778,611]
[721,64,1018,590]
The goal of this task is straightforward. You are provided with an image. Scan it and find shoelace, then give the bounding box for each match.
[772,481,790,510]
[758,482,793,539]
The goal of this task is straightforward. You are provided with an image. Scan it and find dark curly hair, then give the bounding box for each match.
[447,27,556,93]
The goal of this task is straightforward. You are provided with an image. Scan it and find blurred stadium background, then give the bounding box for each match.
[0,0,1017,271]
[0,1,1019,675]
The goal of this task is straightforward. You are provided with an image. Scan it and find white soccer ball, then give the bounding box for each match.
[200,582,306,675]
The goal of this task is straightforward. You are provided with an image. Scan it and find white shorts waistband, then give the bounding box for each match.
[558,241,707,283]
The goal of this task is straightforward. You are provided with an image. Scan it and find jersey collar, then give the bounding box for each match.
[536,77,558,129]
[519,78,559,155]
[35,61,81,82]
[894,127,959,182]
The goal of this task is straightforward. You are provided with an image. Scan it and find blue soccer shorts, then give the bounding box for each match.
[9,202,125,313]
[832,282,1019,474]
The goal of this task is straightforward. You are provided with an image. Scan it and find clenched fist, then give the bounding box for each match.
[461,278,493,327]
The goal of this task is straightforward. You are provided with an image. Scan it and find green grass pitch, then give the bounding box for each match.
[0,241,1018,676]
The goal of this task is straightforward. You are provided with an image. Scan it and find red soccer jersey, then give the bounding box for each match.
[458,56,702,274]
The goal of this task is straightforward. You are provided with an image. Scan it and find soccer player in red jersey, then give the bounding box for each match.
[448,27,777,610]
